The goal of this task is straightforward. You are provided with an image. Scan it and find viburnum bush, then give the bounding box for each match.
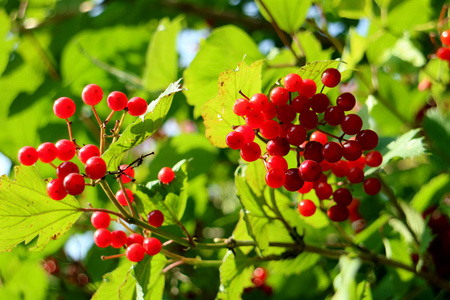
[1,1,450,300]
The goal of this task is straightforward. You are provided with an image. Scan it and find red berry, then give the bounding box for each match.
[107,91,128,111]
[53,97,76,119]
[55,139,76,161]
[263,101,277,120]
[355,130,379,150]
[158,167,175,184]
[310,131,328,145]
[342,141,362,161]
[260,120,280,139]
[437,47,450,61]
[315,182,333,200]
[299,110,318,130]
[126,243,146,262]
[286,124,307,146]
[321,68,341,88]
[284,168,304,191]
[118,164,135,184]
[94,228,112,248]
[91,211,111,229]
[18,146,38,166]
[324,106,345,126]
[78,144,100,164]
[331,160,348,177]
[363,178,381,195]
[127,233,144,246]
[116,188,134,206]
[82,84,103,105]
[235,125,255,143]
[110,230,127,248]
[322,142,342,163]
[304,141,324,163]
[341,114,363,135]
[240,142,261,162]
[266,156,288,171]
[37,142,58,163]
[249,93,270,112]
[63,173,85,195]
[333,188,352,206]
[245,110,265,129]
[226,131,245,150]
[346,167,364,184]
[298,181,313,194]
[299,79,317,98]
[284,73,302,92]
[265,168,286,188]
[148,210,164,227]
[313,173,327,189]
[127,97,147,116]
[57,161,80,180]
[276,105,296,123]
[298,199,316,217]
[47,178,67,200]
[365,151,383,167]
[233,98,251,116]
[310,93,330,113]
[143,237,162,256]
[347,155,366,170]
[266,137,290,157]
[291,95,311,113]
[336,93,356,111]
[85,156,107,180]
[328,205,349,222]
[299,160,322,182]
[270,87,290,106]
[441,30,450,45]
[252,267,268,287]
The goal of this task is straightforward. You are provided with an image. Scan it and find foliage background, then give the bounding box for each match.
[0,0,449,299]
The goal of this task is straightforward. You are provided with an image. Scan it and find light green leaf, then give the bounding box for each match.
[399,201,425,243]
[102,79,182,169]
[293,31,333,62]
[202,60,263,148]
[0,9,13,76]
[184,25,264,117]
[92,263,133,300]
[256,0,312,34]
[383,237,413,282]
[218,250,253,300]
[356,280,373,300]
[131,254,167,299]
[411,173,450,212]
[342,28,368,70]
[387,0,431,35]
[334,0,373,19]
[136,159,189,225]
[0,166,81,252]
[332,256,361,300]
[296,60,341,86]
[268,252,320,275]
[143,17,183,93]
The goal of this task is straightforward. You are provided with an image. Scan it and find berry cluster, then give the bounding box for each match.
[244,267,273,296]
[17,84,148,201]
[226,69,383,223]
[436,29,450,62]
[91,211,163,262]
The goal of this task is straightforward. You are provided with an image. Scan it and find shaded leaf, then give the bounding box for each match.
[411,173,450,212]
[0,166,81,252]
[268,252,320,275]
[423,109,450,168]
[332,256,361,300]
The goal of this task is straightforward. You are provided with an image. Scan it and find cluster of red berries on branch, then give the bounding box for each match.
[436,29,450,62]
[226,68,383,223]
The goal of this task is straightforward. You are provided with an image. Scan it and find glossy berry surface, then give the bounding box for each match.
[365,151,383,167]
[363,178,381,195]
[226,131,245,150]
[310,130,328,145]
[55,139,76,161]
[126,243,145,262]
[315,182,333,200]
[327,205,349,222]
[249,93,269,112]
[143,237,162,256]
[91,211,111,229]
[355,130,379,150]
[94,228,111,248]
[18,146,38,166]
[116,188,134,206]
[233,98,251,116]
[63,173,85,195]
[107,91,128,111]
[299,110,318,129]
[265,168,286,188]
[346,167,364,184]
[147,210,164,227]
[127,233,145,246]
[286,124,307,146]
[437,47,450,60]
[110,230,127,248]
[310,93,330,113]
[78,144,100,164]
[266,137,290,157]
[299,160,322,182]
[342,141,362,161]
[298,181,313,194]
[252,267,268,287]
[85,156,107,180]
[270,86,290,106]
[127,97,147,116]
[260,120,280,140]
[322,142,342,163]
[53,97,76,119]
[240,142,261,162]
[304,141,324,162]
[341,114,363,135]
[118,164,135,184]
[57,161,80,180]
[47,178,67,200]
[333,188,352,206]
[266,156,288,171]
[321,68,341,88]
[324,106,345,126]
[442,30,450,45]
[158,167,175,184]
[284,168,304,191]
[336,93,356,111]
[284,73,302,92]
[299,79,317,98]
[298,200,316,217]
[37,142,58,163]
[235,125,255,143]
[82,84,103,105]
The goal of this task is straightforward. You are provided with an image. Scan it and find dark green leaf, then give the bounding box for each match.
[411,173,450,212]
[423,109,450,167]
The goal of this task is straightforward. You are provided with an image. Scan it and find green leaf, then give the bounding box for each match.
[356,280,373,300]
[383,237,413,283]
[102,79,182,169]
[0,9,13,76]
[256,0,312,34]
[183,25,264,117]
[92,263,133,300]
[218,250,253,300]
[342,28,368,70]
[419,221,434,256]
[334,0,373,19]
[332,256,361,300]
[296,60,341,86]
[411,173,450,212]
[143,17,183,93]
[423,109,450,167]
[0,166,81,252]
[136,159,189,225]
[202,60,263,148]
[131,254,167,299]
[387,0,432,35]
[399,201,425,244]
[268,252,320,275]
[292,31,333,62]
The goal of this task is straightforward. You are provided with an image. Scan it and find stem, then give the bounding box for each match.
[99,180,131,219]
[79,207,125,219]
[65,119,75,144]
[112,111,127,144]
[49,162,57,169]
[99,123,106,155]
[315,128,348,142]
[133,218,191,247]
[291,33,306,58]
[101,253,126,260]
[91,106,102,126]
[118,177,137,218]
[105,110,115,125]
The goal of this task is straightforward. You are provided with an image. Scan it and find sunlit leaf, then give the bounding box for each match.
[218,250,253,300]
